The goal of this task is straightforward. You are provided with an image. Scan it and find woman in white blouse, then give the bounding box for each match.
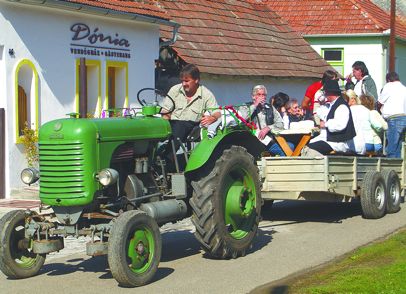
[360,94,388,154]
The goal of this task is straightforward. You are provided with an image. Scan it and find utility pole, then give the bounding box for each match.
[389,0,396,72]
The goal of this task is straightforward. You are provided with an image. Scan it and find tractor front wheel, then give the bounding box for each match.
[108,210,161,287]
[0,210,45,279]
[190,146,261,258]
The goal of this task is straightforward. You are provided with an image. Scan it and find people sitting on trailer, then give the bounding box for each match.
[306,79,356,155]
[309,101,330,145]
[302,70,338,120]
[160,64,221,169]
[285,98,304,129]
[360,94,387,155]
[271,92,290,130]
[347,90,367,155]
[240,85,293,156]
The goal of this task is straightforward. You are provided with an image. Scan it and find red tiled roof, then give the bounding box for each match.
[65,0,169,20]
[266,0,406,40]
[160,0,331,78]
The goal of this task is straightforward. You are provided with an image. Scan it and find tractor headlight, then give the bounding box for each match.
[21,168,40,185]
[98,168,119,186]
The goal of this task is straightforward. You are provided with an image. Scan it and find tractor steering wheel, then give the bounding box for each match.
[136,88,175,115]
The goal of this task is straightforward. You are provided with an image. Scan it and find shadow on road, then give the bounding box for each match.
[40,255,110,278]
[261,200,362,224]
[161,229,202,262]
[247,228,274,254]
[38,255,174,284]
[161,222,273,261]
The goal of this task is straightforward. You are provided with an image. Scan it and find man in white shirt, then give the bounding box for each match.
[306,79,356,155]
[378,71,406,158]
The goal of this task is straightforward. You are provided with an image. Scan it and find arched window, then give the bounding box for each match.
[15,59,38,142]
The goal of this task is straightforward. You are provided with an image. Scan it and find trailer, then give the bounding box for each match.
[258,151,405,218]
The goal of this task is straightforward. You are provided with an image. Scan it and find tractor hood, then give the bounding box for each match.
[40,116,172,142]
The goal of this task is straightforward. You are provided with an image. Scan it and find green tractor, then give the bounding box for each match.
[0,89,264,287]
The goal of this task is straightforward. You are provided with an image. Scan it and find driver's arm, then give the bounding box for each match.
[200,91,221,126]
[161,86,177,119]
[161,111,171,120]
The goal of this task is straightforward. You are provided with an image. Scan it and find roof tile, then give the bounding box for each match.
[160,0,331,78]
[266,0,406,39]
[65,0,169,20]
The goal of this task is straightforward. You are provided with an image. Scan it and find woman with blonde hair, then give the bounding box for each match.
[359,94,387,154]
[347,89,368,154]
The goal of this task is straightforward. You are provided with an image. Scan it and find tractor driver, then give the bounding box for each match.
[161,64,221,168]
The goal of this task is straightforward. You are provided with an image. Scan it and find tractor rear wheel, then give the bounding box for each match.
[190,146,261,258]
[108,210,161,287]
[0,210,45,279]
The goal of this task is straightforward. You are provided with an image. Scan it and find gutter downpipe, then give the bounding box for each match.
[160,24,180,48]
[303,32,391,38]
[5,0,180,43]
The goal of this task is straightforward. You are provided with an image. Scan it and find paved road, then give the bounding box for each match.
[1,200,406,294]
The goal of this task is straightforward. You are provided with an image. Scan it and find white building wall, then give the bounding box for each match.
[0,3,160,197]
[309,39,386,92]
[396,43,406,84]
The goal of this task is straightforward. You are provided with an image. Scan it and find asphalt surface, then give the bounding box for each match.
[1,200,406,294]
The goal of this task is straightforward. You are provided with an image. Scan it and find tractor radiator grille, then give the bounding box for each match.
[39,141,86,197]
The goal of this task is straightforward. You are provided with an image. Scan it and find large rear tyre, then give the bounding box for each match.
[108,210,161,287]
[381,170,401,214]
[0,210,45,279]
[360,171,387,219]
[190,146,261,259]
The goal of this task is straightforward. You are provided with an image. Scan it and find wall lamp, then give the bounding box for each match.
[8,49,15,57]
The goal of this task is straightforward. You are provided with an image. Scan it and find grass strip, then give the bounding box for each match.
[269,228,406,294]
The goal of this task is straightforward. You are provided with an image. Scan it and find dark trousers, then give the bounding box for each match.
[162,120,199,172]
[169,120,199,151]
[307,141,333,155]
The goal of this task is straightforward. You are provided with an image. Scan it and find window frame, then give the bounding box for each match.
[321,48,345,79]
[75,59,102,117]
[14,59,38,143]
[105,61,128,112]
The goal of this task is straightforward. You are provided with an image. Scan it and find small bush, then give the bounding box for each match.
[20,123,38,167]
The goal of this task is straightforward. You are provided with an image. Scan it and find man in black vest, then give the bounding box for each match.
[307,79,356,155]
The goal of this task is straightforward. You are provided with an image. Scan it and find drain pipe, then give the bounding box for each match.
[160,24,180,47]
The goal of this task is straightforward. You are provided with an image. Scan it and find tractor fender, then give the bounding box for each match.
[185,129,265,175]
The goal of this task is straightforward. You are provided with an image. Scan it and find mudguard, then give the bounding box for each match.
[185,129,265,174]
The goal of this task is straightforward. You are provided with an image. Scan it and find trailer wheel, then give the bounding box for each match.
[190,146,261,258]
[361,171,387,219]
[381,170,401,214]
[108,210,161,287]
[0,210,45,279]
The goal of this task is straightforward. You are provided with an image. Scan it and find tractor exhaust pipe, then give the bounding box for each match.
[139,199,187,225]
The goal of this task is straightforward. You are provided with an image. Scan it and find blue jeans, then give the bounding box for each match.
[268,142,295,156]
[365,143,383,154]
[386,116,406,158]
